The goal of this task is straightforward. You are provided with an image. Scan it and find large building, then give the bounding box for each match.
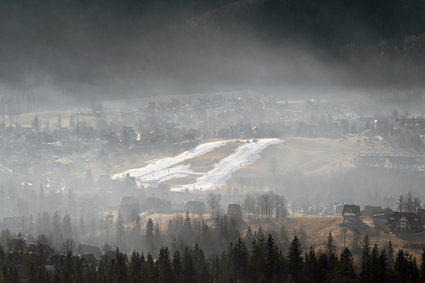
[387,212,423,232]
[357,153,425,170]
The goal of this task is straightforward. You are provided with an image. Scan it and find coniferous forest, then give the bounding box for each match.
[1,214,425,283]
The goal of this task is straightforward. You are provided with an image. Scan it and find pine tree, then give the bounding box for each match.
[421,248,425,282]
[378,249,388,283]
[395,249,407,283]
[154,223,162,256]
[146,218,154,253]
[265,233,279,282]
[158,247,176,283]
[116,213,125,245]
[145,253,158,283]
[114,248,129,283]
[129,251,142,283]
[326,231,338,274]
[249,238,265,283]
[133,215,141,235]
[387,240,395,270]
[395,250,419,283]
[337,248,356,283]
[287,235,303,281]
[327,232,336,256]
[370,244,380,282]
[182,247,198,283]
[192,244,210,283]
[360,235,372,283]
[305,247,320,283]
[246,225,253,242]
[233,238,249,282]
[52,211,62,248]
[173,251,182,283]
[317,252,328,283]
[63,214,73,241]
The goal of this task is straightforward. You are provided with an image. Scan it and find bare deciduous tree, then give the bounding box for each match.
[207,192,221,217]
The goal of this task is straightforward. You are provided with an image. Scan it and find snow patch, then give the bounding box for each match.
[172,138,283,192]
[112,140,228,185]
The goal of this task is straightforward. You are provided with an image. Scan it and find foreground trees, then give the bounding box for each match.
[1,232,425,283]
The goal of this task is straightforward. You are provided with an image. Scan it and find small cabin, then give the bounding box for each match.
[119,197,141,222]
[227,204,243,224]
[185,200,206,215]
[342,204,361,226]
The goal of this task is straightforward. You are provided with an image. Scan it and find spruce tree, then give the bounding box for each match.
[305,247,320,283]
[182,247,198,283]
[287,235,303,281]
[116,213,125,246]
[360,235,372,283]
[265,233,279,282]
[129,251,142,283]
[326,231,338,274]
[421,248,425,282]
[158,247,176,283]
[233,238,249,282]
[145,218,154,253]
[173,251,182,283]
[338,248,355,283]
[249,238,265,283]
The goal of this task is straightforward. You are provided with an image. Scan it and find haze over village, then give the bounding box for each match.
[2,0,425,282]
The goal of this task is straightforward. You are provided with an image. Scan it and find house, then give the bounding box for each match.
[76,244,102,260]
[371,208,392,228]
[185,201,206,215]
[119,197,140,222]
[342,205,361,226]
[227,204,243,224]
[362,205,382,217]
[80,254,97,267]
[387,212,423,232]
[334,203,344,216]
[417,208,425,222]
[141,197,172,212]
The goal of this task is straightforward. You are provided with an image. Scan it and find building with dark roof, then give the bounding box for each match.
[388,212,423,232]
[342,204,361,227]
[227,204,243,224]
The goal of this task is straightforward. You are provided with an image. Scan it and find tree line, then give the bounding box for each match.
[1,230,425,283]
[242,192,287,219]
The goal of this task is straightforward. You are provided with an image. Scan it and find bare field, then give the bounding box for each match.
[232,136,390,179]
[106,135,390,188]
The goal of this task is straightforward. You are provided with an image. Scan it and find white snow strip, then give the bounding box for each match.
[112,140,229,183]
[0,164,13,174]
[134,164,202,186]
[172,138,283,192]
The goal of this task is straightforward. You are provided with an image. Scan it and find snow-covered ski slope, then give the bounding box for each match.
[172,138,282,191]
[112,140,228,184]
[113,138,283,191]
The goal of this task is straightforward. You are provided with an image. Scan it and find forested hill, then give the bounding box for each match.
[195,0,425,45]
[4,0,424,45]
[1,0,425,95]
